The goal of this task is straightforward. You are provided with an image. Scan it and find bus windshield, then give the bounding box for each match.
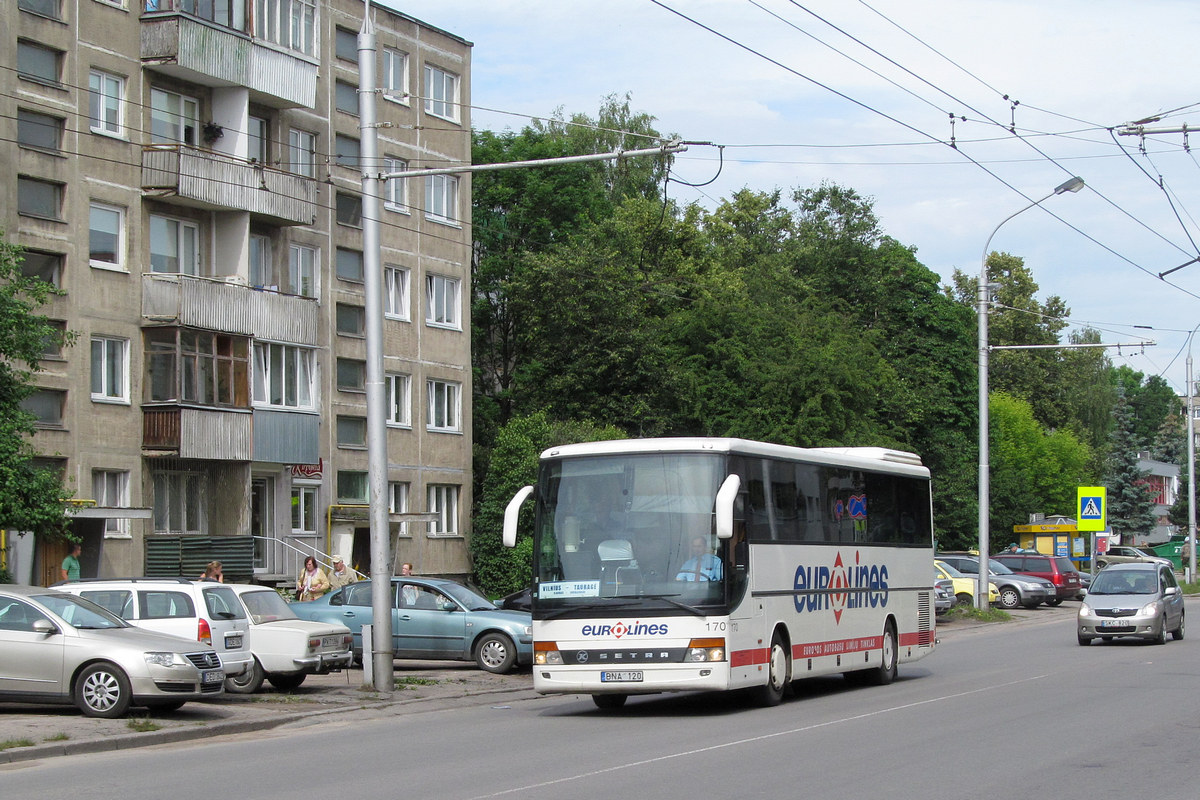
[533,453,726,610]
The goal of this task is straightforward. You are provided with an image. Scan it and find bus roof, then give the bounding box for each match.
[540,438,929,477]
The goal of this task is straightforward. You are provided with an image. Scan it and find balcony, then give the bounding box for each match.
[252,408,319,464]
[143,406,252,460]
[143,274,319,346]
[143,146,316,226]
[140,9,317,109]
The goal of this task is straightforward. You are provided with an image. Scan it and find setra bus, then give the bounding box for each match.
[503,437,937,708]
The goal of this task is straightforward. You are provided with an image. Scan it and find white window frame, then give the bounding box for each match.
[252,341,317,411]
[248,115,269,164]
[149,214,200,275]
[387,372,411,427]
[424,174,459,225]
[423,64,459,122]
[426,378,461,433]
[384,265,410,320]
[153,470,206,535]
[89,202,125,271]
[250,233,273,288]
[383,157,408,212]
[93,469,130,538]
[253,0,317,56]
[90,336,129,403]
[389,481,410,537]
[427,484,459,537]
[287,243,317,297]
[425,273,461,329]
[89,71,125,137]
[150,87,200,146]
[288,128,316,178]
[291,483,319,536]
[383,48,410,103]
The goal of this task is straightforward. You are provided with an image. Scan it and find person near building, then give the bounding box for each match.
[296,556,330,601]
[60,543,82,582]
[328,555,357,591]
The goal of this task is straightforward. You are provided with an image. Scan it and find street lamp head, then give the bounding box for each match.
[1054,176,1085,195]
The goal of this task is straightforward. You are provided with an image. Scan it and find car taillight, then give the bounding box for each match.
[198,617,212,645]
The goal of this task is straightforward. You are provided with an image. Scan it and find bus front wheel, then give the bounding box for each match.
[751,631,790,707]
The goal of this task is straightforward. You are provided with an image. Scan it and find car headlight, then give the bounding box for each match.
[1080,603,1092,616]
[144,651,188,668]
[1139,601,1161,617]
[523,625,533,636]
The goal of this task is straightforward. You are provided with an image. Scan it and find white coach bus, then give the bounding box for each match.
[503,438,937,709]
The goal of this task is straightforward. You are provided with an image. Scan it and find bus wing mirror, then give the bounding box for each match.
[503,485,535,548]
[714,474,741,540]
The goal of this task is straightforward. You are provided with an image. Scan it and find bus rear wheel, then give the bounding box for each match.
[863,621,898,686]
[751,631,790,707]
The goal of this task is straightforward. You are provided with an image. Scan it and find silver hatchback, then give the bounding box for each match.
[1077,563,1184,645]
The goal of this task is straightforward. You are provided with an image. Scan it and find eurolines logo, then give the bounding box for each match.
[794,551,889,623]
[580,621,670,638]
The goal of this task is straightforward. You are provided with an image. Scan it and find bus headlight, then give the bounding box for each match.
[534,641,563,665]
[685,638,725,662]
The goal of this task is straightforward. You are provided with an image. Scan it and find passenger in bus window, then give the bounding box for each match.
[676,536,722,581]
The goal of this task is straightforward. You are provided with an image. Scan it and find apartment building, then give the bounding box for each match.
[4,0,474,585]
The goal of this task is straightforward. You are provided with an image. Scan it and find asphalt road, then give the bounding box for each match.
[3,601,1197,800]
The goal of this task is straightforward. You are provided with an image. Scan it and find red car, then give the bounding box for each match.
[991,553,1082,604]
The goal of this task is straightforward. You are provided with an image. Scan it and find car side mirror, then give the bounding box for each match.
[1164,586,1179,597]
[32,619,57,635]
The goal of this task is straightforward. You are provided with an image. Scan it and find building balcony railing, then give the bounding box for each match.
[143,274,319,346]
[140,10,317,109]
[143,146,316,226]
[143,405,252,460]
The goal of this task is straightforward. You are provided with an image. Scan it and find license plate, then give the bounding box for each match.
[202,670,225,683]
[225,634,243,648]
[321,635,342,648]
[601,670,643,683]
[1099,619,1129,628]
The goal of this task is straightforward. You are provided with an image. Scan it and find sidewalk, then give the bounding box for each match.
[0,661,538,765]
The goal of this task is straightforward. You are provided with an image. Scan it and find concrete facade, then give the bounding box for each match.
[4,0,474,584]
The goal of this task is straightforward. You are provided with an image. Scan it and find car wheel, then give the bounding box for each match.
[1046,598,1063,607]
[592,694,627,710]
[1152,618,1168,645]
[998,587,1020,609]
[1077,633,1092,646]
[863,621,899,686]
[751,630,790,706]
[474,632,517,674]
[75,662,132,719]
[225,657,265,694]
[954,592,972,607]
[266,672,307,691]
[1172,610,1185,641]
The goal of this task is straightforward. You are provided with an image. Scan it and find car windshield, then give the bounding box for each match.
[32,592,128,629]
[239,589,299,623]
[1090,570,1158,595]
[440,582,497,611]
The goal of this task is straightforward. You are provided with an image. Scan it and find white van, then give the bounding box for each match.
[55,578,253,677]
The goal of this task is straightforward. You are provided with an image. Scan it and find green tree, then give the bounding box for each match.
[0,235,72,538]
[1104,389,1156,541]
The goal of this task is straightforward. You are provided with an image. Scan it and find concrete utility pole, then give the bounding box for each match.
[357,1,686,691]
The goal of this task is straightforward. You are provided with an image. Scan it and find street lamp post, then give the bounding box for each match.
[1187,326,1198,583]
[977,176,1085,610]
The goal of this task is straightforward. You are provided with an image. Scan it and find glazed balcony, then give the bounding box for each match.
[143,274,319,346]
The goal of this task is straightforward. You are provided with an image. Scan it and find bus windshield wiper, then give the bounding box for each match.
[543,599,640,620]
[640,595,706,617]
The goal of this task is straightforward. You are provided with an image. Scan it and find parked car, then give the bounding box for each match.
[54,578,253,678]
[934,561,999,606]
[1094,545,1173,570]
[1077,563,1184,645]
[292,576,533,673]
[0,584,224,718]
[934,578,954,615]
[989,553,1082,605]
[937,554,1054,609]
[224,585,353,693]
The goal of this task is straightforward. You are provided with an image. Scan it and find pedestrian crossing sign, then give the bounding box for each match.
[1077,486,1106,532]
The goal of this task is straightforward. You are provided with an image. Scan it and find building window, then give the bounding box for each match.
[291,484,318,535]
[90,336,129,403]
[150,88,199,146]
[337,471,368,503]
[41,320,67,360]
[18,177,64,221]
[93,470,130,537]
[287,243,317,297]
[335,135,361,167]
[17,41,62,86]
[18,109,63,153]
[144,329,250,407]
[424,174,459,224]
[335,26,358,62]
[335,192,362,227]
[149,215,200,275]
[423,65,459,122]
[252,342,316,410]
[387,373,411,427]
[389,481,410,536]
[335,80,359,115]
[21,250,63,287]
[384,266,410,320]
[21,389,66,427]
[427,484,459,536]
[19,0,62,19]
[249,233,273,288]
[336,247,364,283]
[153,471,205,534]
[248,115,269,164]
[89,70,125,136]
[383,48,409,102]
[89,203,124,270]
[336,358,365,392]
[253,0,316,56]
[426,379,461,432]
[288,129,316,178]
[335,304,365,336]
[336,416,367,448]
[383,157,408,212]
[425,273,461,329]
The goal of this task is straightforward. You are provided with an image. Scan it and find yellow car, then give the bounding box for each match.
[936,560,999,606]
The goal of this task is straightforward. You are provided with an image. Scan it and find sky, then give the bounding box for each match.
[384,0,1200,396]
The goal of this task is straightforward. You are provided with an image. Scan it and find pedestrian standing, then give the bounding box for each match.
[60,542,82,582]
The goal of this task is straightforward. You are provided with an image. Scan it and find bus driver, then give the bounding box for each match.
[676,536,722,581]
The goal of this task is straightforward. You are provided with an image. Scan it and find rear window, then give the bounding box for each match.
[1053,558,1075,573]
[201,586,247,620]
[79,590,134,618]
[139,590,196,619]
